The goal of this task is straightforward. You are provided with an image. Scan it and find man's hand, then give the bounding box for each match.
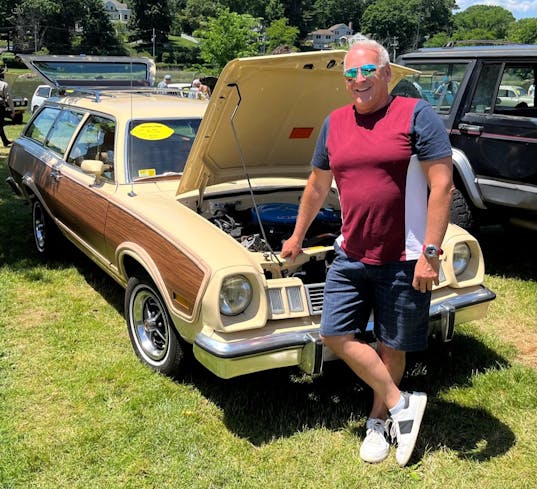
[412,254,440,292]
[280,235,303,262]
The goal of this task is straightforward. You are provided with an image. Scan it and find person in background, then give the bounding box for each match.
[0,68,15,147]
[281,39,454,467]
[157,74,172,89]
[188,79,201,99]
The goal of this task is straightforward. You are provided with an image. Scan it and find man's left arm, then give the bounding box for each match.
[413,156,455,293]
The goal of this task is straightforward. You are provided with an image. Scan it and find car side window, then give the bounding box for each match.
[45,109,83,156]
[67,115,116,181]
[495,64,536,114]
[25,107,60,144]
[393,62,467,115]
[468,63,502,114]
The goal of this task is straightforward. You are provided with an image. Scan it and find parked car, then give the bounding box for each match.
[6,53,495,379]
[6,95,28,124]
[397,44,537,231]
[31,84,54,112]
[496,85,534,108]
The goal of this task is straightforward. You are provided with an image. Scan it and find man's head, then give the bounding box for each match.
[164,74,171,84]
[343,39,392,114]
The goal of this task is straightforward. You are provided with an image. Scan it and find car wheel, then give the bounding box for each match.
[32,199,58,255]
[125,276,186,376]
[450,188,475,231]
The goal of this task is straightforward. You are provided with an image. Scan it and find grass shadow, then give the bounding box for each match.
[181,332,515,463]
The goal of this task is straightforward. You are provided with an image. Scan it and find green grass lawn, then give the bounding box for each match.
[0,121,536,488]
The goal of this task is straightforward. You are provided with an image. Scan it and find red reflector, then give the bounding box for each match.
[289,127,313,139]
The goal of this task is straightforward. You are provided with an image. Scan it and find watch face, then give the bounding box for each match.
[424,245,438,257]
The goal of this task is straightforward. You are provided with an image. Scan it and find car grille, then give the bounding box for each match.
[267,282,325,317]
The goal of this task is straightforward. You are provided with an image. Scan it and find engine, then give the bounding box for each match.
[208,202,341,252]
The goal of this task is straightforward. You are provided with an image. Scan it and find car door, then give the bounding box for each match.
[27,107,113,259]
[451,61,537,210]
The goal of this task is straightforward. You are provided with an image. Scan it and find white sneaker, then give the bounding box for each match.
[389,391,427,466]
[359,418,390,463]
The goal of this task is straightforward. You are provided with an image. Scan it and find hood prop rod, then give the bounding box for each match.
[227,83,282,266]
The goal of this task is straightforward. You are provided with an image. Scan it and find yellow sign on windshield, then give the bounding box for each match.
[130,123,174,141]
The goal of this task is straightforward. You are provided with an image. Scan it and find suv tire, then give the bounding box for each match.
[450,188,475,231]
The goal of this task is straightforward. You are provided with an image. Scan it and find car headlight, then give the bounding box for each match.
[219,275,253,316]
[453,243,471,275]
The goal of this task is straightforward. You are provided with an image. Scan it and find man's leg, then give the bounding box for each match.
[369,342,406,419]
[321,334,402,413]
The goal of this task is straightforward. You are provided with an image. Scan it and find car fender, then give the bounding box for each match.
[451,147,487,209]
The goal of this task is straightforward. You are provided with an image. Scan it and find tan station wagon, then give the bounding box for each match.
[6,53,495,379]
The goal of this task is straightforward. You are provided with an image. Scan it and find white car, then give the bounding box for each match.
[31,84,53,112]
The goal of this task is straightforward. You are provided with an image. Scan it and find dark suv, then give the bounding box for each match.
[396,44,536,231]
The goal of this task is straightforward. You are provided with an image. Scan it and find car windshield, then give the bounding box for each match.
[127,118,202,181]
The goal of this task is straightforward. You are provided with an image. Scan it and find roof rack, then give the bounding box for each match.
[444,40,514,47]
[58,86,186,103]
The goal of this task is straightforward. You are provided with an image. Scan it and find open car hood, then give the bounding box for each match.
[18,54,156,88]
[178,50,417,196]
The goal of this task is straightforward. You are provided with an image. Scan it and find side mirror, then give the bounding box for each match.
[80,159,105,176]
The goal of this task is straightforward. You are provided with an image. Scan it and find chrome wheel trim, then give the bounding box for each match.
[32,201,46,253]
[130,286,170,364]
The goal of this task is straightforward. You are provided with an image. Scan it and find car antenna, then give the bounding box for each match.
[227,82,282,265]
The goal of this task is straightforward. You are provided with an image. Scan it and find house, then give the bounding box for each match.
[103,0,131,23]
[309,23,353,50]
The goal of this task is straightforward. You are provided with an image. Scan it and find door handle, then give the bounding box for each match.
[50,169,62,181]
[458,123,483,135]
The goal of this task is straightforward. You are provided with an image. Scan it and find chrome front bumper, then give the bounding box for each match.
[193,285,496,379]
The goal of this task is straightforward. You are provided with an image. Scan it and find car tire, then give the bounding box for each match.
[125,276,187,376]
[32,199,59,255]
[450,188,475,231]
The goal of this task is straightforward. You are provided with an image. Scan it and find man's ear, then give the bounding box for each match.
[384,64,392,82]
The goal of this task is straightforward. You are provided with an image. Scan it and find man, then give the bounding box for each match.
[0,69,15,147]
[281,39,454,466]
[157,74,172,89]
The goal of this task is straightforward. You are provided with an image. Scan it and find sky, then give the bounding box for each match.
[455,0,537,19]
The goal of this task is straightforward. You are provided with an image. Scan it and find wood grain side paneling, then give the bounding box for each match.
[106,205,206,317]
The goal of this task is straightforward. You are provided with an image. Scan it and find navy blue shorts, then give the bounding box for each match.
[320,242,431,352]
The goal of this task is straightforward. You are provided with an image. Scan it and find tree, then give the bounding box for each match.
[311,0,366,33]
[129,0,173,47]
[507,18,537,44]
[265,18,299,52]
[171,0,222,36]
[194,7,260,70]
[78,0,126,55]
[360,0,422,55]
[452,5,515,40]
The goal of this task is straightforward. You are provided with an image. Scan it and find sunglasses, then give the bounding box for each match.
[344,64,380,81]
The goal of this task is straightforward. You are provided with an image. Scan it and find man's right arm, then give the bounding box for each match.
[280,167,333,261]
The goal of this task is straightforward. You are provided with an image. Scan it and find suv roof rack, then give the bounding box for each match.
[444,40,514,47]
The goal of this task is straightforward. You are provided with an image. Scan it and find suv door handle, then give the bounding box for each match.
[458,123,483,135]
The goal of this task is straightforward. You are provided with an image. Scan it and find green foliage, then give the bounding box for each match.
[453,5,515,40]
[77,0,127,55]
[265,18,299,52]
[129,0,173,45]
[194,7,261,70]
[507,18,537,44]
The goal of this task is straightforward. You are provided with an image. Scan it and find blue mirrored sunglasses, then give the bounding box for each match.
[344,64,379,80]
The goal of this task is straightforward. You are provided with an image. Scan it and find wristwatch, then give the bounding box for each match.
[422,244,443,258]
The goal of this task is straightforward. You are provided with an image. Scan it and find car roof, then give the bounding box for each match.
[398,44,537,61]
[44,91,208,119]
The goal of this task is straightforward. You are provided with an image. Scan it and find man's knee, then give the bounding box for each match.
[320,333,355,354]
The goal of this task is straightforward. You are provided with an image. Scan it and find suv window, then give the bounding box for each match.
[469,63,536,115]
[395,63,468,114]
[68,115,116,181]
